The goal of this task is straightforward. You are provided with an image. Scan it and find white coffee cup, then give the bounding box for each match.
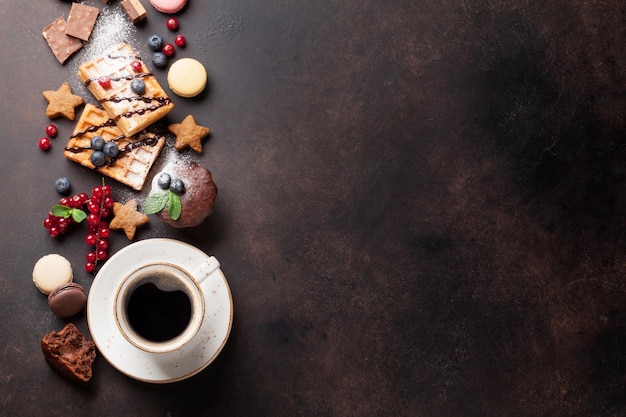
[114,258,220,354]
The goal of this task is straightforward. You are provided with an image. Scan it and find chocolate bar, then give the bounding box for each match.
[65,3,100,42]
[42,17,83,64]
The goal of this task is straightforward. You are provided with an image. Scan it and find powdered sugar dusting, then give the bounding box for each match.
[69,6,137,94]
[147,146,194,193]
[81,6,136,61]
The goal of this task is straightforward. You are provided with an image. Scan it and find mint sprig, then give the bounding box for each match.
[143,190,182,221]
[51,205,88,223]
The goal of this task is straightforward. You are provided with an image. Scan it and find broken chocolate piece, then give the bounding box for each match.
[121,0,147,25]
[42,17,83,65]
[65,3,100,42]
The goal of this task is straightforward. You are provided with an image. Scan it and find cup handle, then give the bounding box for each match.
[192,256,221,286]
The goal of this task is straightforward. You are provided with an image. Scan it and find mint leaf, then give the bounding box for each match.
[51,205,72,218]
[143,191,168,214]
[167,192,182,220]
[71,209,87,223]
[51,205,87,223]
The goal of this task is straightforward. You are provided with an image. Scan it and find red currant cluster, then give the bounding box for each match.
[43,192,89,237]
[42,184,115,273]
[84,185,114,273]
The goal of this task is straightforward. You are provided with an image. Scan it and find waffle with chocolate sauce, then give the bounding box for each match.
[64,104,166,191]
[77,42,174,137]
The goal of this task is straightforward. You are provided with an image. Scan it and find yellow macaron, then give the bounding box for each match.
[167,58,207,98]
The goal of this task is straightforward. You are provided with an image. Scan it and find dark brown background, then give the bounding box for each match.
[1,0,625,416]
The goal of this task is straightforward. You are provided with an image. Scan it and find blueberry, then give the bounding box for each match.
[157,172,171,189]
[103,141,120,158]
[91,135,105,151]
[152,52,168,69]
[147,34,163,51]
[169,178,185,194]
[55,177,71,195]
[90,150,106,167]
[131,79,146,95]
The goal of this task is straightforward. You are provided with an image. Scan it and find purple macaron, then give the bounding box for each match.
[47,282,87,318]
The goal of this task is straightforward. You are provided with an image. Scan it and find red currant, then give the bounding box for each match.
[166,17,179,31]
[131,60,143,72]
[71,194,84,208]
[87,213,99,227]
[38,137,51,151]
[174,35,186,47]
[162,44,175,57]
[98,76,111,89]
[97,239,109,251]
[92,186,104,200]
[86,251,97,263]
[103,196,114,210]
[96,249,108,261]
[57,217,71,230]
[85,262,96,273]
[77,193,89,205]
[87,201,100,214]
[99,227,110,239]
[45,124,58,138]
[49,227,60,237]
[102,185,112,197]
[58,197,70,206]
[85,233,98,246]
[43,217,55,229]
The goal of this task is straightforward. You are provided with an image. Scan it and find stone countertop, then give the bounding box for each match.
[0,1,625,416]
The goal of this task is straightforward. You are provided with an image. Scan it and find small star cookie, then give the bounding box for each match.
[43,82,84,120]
[109,199,149,240]
[168,115,210,153]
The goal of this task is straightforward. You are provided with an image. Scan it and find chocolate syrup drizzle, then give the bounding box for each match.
[65,118,161,166]
[69,119,117,138]
[84,72,152,86]
[108,97,172,121]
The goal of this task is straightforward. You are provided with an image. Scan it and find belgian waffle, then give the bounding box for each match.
[64,104,166,191]
[77,42,174,137]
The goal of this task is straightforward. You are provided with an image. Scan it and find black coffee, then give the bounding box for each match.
[126,282,192,342]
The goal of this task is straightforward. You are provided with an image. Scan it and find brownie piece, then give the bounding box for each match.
[41,323,96,383]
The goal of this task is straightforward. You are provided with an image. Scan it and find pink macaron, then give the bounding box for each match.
[47,282,87,318]
[150,0,188,14]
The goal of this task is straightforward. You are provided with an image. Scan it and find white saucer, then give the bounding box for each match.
[87,238,233,383]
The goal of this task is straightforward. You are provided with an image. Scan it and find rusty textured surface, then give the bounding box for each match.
[0,0,625,416]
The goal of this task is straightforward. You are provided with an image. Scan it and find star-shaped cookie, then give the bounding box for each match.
[109,199,149,240]
[43,82,84,120]
[168,115,210,153]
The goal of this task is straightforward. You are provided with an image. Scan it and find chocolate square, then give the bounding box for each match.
[121,0,147,25]
[65,3,100,42]
[42,16,83,64]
